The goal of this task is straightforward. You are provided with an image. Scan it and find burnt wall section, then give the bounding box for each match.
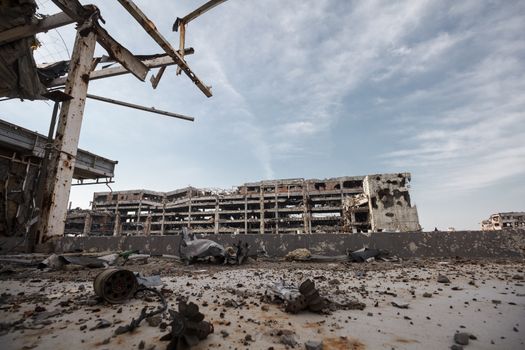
[51,230,525,259]
[364,173,421,232]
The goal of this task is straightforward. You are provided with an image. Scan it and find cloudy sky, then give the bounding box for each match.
[1,0,524,230]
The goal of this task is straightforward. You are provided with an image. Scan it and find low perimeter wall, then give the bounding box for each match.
[42,230,525,259]
[1,230,524,258]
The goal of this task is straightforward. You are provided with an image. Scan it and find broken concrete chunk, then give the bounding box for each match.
[90,319,111,331]
[146,315,162,327]
[285,248,311,261]
[391,300,409,309]
[454,332,470,346]
[305,340,323,350]
[281,333,297,347]
[437,274,451,283]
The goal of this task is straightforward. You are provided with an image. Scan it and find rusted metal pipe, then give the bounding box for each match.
[86,93,194,122]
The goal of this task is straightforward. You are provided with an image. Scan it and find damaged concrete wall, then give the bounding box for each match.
[0,152,40,236]
[364,173,421,232]
[50,229,525,259]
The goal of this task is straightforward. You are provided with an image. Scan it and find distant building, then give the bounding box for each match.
[72,173,421,236]
[481,212,525,231]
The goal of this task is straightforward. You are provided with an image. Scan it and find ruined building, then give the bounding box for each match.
[0,119,116,237]
[73,173,421,235]
[481,212,525,231]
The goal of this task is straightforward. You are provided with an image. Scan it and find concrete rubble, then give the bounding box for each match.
[0,252,524,349]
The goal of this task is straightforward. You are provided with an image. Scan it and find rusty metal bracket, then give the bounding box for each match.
[117,0,213,97]
[51,0,149,81]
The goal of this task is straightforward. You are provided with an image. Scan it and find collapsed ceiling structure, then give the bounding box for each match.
[0,0,227,249]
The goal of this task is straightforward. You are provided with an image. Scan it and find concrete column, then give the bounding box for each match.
[144,215,152,236]
[38,29,96,243]
[160,200,166,235]
[113,213,121,236]
[136,192,143,234]
[244,195,248,234]
[259,186,265,234]
[274,185,279,234]
[302,181,310,234]
[214,197,219,234]
[82,212,92,236]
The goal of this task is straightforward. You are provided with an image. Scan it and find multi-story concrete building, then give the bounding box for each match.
[77,173,421,236]
[481,212,525,231]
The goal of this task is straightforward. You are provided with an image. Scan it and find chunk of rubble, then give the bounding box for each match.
[159,300,214,350]
[267,279,364,314]
[437,274,451,283]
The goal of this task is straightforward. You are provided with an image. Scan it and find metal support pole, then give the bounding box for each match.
[37,29,96,243]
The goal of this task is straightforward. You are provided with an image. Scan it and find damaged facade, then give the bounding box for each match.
[72,173,421,236]
[0,119,116,237]
[481,212,525,231]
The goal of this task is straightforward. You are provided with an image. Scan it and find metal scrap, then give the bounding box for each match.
[347,247,393,262]
[268,279,326,314]
[159,300,214,350]
[179,228,250,265]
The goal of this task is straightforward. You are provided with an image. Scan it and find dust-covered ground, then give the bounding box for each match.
[0,257,524,350]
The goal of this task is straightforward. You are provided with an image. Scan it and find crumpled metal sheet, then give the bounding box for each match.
[348,247,390,262]
[38,253,118,269]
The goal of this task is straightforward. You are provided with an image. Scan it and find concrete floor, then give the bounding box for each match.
[0,258,524,350]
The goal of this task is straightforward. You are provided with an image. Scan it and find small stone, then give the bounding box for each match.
[261,305,269,311]
[305,340,323,350]
[491,299,501,305]
[391,301,409,309]
[423,292,432,298]
[454,332,470,346]
[437,275,450,283]
[281,334,297,347]
[138,340,145,350]
[102,338,110,345]
[79,325,87,331]
[90,319,111,331]
[450,345,463,350]
[220,330,229,338]
[244,334,253,342]
[146,316,162,327]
